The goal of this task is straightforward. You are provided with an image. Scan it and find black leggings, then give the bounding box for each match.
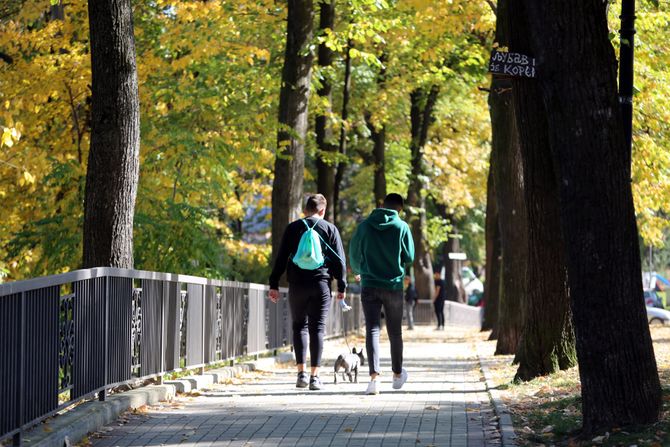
[288,281,332,367]
[434,300,445,327]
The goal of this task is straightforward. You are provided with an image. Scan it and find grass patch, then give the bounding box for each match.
[484,325,670,446]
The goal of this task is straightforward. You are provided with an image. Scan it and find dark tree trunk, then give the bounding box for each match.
[83,0,140,269]
[510,72,577,379]
[50,0,64,20]
[489,78,527,355]
[442,235,467,303]
[482,165,501,336]
[315,0,336,221]
[371,123,386,207]
[504,0,575,381]
[435,205,467,303]
[367,118,387,207]
[407,87,439,301]
[365,53,388,208]
[271,0,314,267]
[510,0,661,432]
[333,40,353,226]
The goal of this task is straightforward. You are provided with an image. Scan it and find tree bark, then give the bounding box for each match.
[489,79,527,355]
[510,0,661,432]
[482,163,501,336]
[435,205,467,303]
[83,0,140,269]
[50,0,64,21]
[407,87,439,301]
[333,40,353,226]
[315,0,336,222]
[365,115,387,207]
[503,0,575,382]
[366,53,388,208]
[442,235,467,303]
[271,0,314,267]
[510,73,577,379]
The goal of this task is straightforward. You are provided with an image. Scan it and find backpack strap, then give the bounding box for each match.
[315,230,345,263]
[303,219,344,264]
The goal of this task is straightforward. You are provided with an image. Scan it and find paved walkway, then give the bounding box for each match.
[90,327,501,447]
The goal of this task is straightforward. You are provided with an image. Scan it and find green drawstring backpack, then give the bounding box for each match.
[292,219,342,270]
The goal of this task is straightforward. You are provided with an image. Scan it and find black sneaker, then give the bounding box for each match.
[309,375,323,391]
[296,371,309,388]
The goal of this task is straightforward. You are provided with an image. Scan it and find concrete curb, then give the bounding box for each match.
[477,346,517,447]
[26,385,175,447]
[23,361,265,447]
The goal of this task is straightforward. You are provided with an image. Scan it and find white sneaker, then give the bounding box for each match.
[392,368,408,390]
[365,378,380,395]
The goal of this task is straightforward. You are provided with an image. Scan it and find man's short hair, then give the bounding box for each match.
[305,194,327,214]
[383,193,404,211]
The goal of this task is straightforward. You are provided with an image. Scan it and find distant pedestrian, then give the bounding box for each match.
[404,276,417,330]
[349,193,415,395]
[268,194,347,391]
[433,270,446,330]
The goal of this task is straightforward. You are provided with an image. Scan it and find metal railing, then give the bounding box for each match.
[0,268,364,445]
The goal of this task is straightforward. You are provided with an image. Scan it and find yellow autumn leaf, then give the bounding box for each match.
[23,171,35,184]
[1,128,13,147]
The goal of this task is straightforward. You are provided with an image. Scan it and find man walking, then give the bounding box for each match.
[269,194,346,391]
[349,193,415,394]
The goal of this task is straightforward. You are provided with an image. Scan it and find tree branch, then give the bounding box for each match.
[485,0,497,15]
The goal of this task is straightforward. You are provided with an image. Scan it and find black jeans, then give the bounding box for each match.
[434,300,445,328]
[288,281,332,367]
[362,287,404,375]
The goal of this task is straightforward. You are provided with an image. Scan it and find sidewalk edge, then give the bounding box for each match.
[477,344,517,447]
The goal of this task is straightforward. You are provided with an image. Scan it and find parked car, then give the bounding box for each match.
[646,306,670,325]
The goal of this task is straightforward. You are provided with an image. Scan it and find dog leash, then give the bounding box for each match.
[340,298,353,352]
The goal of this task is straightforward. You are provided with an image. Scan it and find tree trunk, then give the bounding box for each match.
[435,204,467,303]
[333,40,353,226]
[489,80,527,355]
[83,0,140,269]
[511,0,661,432]
[371,122,386,207]
[442,234,467,303]
[407,87,439,301]
[315,0,336,221]
[510,74,577,379]
[365,53,388,208]
[482,164,501,336]
[271,0,314,267]
[50,0,64,20]
[505,0,575,381]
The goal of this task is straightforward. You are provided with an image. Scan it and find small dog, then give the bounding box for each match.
[333,347,365,384]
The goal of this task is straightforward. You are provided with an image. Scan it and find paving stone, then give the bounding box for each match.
[85,327,502,447]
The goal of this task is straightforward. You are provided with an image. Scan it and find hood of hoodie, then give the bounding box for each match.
[366,208,402,231]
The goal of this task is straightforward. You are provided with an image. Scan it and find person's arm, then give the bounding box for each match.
[330,225,347,293]
[269,224,292,290]
[348,224,363,275]
[434,283,441,302]
[400,223,415,266]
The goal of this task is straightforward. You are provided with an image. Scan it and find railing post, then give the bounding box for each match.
[13,291,26,446]
[100,276,109,402]
[201,284,206,375]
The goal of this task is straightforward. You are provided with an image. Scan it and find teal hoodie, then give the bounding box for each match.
[349,208,415,290]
